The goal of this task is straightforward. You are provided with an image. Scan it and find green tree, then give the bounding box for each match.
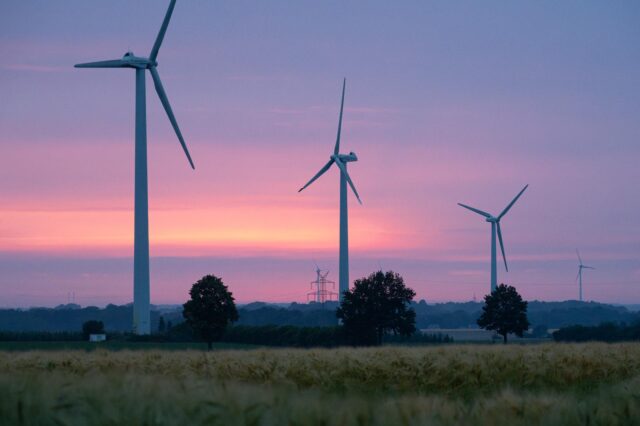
[82,320,104,339]
[336,271,416,346]
[158,316,166,334]
[477,284,530,344]
[183,275,239,349]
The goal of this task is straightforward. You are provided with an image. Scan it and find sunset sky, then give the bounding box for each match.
[1,1,639,307]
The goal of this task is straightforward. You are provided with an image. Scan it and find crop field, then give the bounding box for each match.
[1,343,639,425]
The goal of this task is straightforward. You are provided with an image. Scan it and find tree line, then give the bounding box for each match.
[1,297,634,333]
[552,322,640,342]
[3,270,639,347]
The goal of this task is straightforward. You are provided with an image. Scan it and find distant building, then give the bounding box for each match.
[89,334,106,342]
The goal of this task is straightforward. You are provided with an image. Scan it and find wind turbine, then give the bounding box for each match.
[299,79,361,301]
[576,249,595,302]
[458,185,528,293]
[75,0,194,334]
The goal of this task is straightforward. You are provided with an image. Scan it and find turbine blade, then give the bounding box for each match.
[334,159,362,204]
[498,184,529,220]
[497,222,508,272]
[333,78,346,155]
[298,159,334,192]
[576,270,580,282]
[75,59,127,68]
[583,266,595,270]
[457,203,491,218]
[576,248,583,265]
[149,0,177,62]
[149,67,195,169]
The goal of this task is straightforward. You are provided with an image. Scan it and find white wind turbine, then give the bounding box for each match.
[75,0,194,334]
[299,79,362,301]
[458,185,528,293]
[576,249,595,302]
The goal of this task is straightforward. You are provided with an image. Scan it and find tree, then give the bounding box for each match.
[336,270,416,346]
[82,320,104,339]
[477,284,529,344]
[183,275,239,349]
[158,316,166,334]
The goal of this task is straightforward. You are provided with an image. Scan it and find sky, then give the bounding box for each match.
[1,1,639,307]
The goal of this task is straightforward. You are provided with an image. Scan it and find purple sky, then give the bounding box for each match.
[1,1,639,307]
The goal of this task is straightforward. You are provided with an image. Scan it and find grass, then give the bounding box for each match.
[0,343,639,425]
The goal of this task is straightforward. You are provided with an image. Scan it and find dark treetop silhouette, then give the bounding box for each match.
[477,284,530,344]
[182,275,239,350]
[337,270,416,346]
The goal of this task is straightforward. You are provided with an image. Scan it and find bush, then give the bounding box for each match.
[382,332,453,345]
[0,326,454,348]
[81,320,105,339]
[0,332,84,342]
[221,325,346,348]
[552,322,640,342]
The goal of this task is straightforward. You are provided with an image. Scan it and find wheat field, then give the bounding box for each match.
[1,343,639,425]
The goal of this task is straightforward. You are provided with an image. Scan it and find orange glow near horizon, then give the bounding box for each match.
[0,203,424,257]
[0,138,445,265]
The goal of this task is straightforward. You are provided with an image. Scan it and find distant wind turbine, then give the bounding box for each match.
[576,249,595,302]
[75,0,194,334]
[458,185,528,293]
[298,79,362,301]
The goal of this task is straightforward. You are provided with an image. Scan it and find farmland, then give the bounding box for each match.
[1,343,639,425]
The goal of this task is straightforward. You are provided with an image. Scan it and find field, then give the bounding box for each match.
[1,343,639,425]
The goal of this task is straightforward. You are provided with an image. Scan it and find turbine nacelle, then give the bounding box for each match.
[334,152,358,163]
[75,53,157,70]
[122,52,157,69]
[485,216,498,223]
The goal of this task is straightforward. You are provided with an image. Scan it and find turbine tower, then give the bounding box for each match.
[75,0,194,334]
[576,249,595,302]
[298,79,362,301]
[458,185,528,293]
